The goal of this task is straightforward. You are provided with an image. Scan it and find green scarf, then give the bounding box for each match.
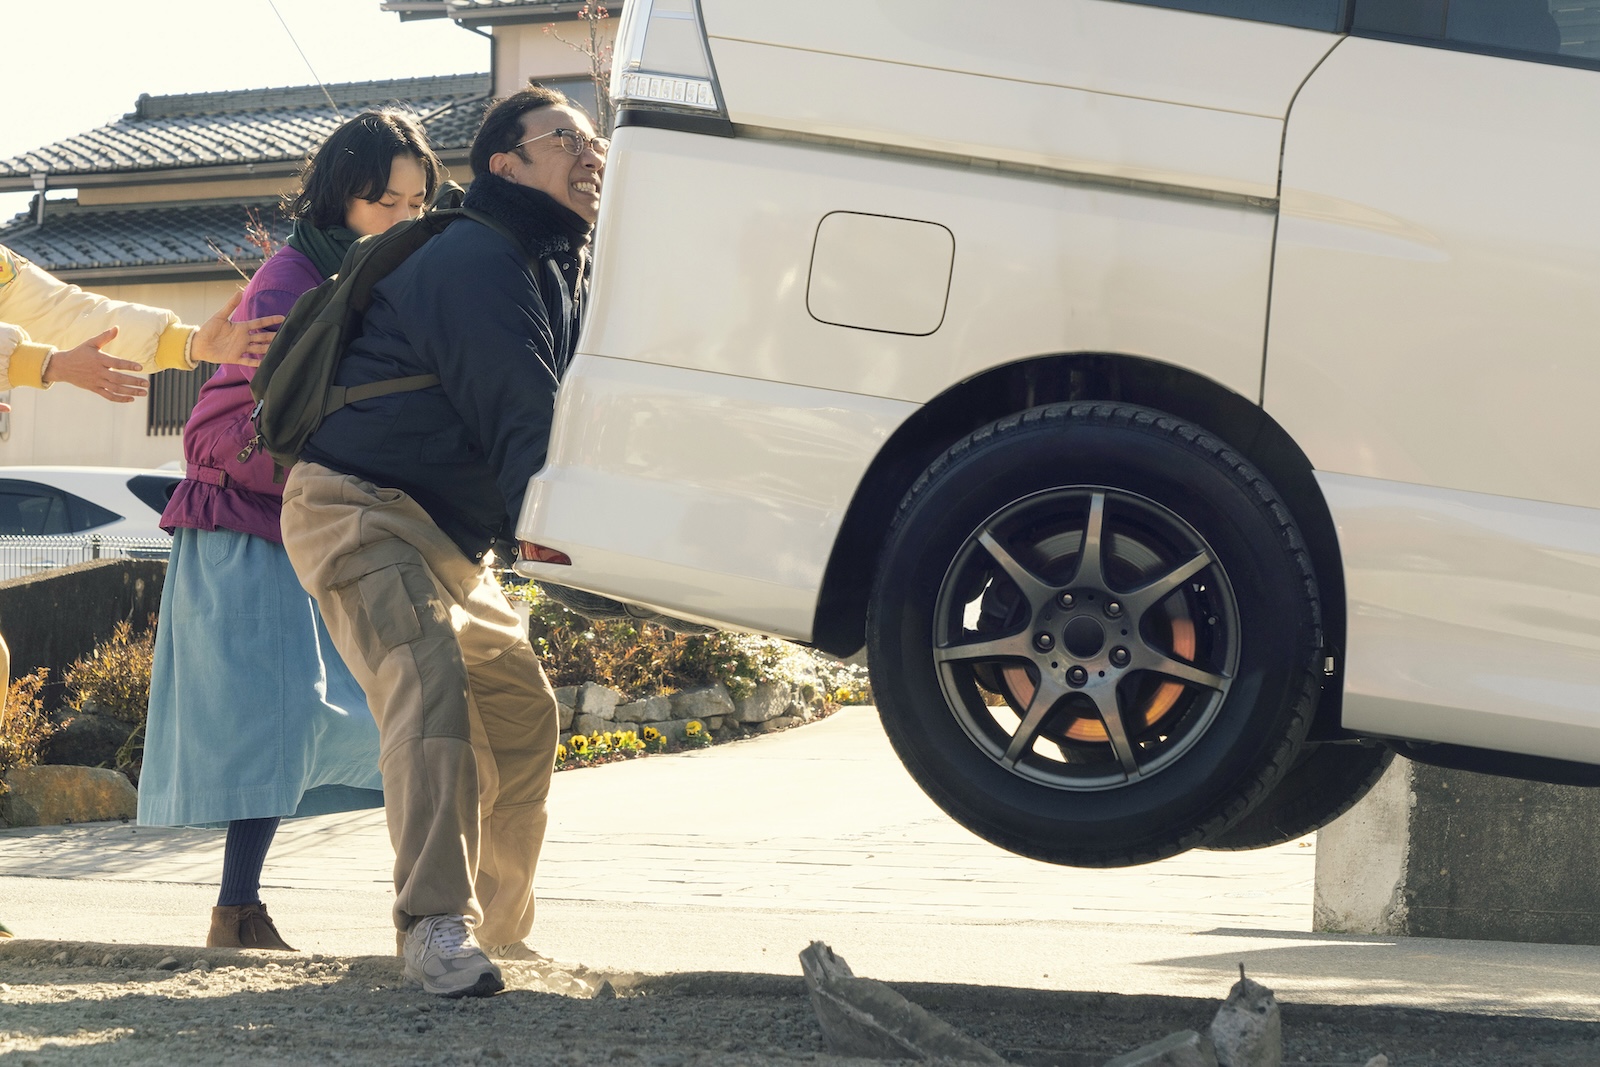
[285,220,360,279]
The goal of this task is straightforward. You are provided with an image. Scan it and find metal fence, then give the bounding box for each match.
[0,534,173,582]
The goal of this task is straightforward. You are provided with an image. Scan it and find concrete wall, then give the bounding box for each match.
[0,559,165,711]
[0,278,241,469]
[1316,759,1600,945]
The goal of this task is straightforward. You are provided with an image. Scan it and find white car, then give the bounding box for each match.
[516,0,1600,866]
[0,466,178,580]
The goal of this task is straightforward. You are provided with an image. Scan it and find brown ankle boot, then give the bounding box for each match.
[207,903,298,951]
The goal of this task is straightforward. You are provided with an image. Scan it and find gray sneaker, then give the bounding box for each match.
[402,915,504,998]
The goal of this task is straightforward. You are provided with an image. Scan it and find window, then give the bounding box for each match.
[147,363,217,437]
[0,483,70,536]
[1352,0,1600,64]
[0,479,121,535]
[1113,0,1347,32]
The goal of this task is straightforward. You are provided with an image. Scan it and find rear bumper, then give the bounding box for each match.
[514,354,913,640]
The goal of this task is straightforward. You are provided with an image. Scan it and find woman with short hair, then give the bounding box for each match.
[137,110,442,952]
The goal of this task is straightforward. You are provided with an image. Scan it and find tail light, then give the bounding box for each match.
[610,0,724,115]
[520,542,572,565]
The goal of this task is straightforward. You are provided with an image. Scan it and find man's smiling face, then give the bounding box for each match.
[490,105,606,223]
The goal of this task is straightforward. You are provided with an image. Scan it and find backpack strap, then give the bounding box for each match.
[322,374,443,417]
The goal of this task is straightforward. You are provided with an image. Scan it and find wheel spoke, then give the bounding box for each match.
[1071,491,1107,586]
[1140,651,1227,692]
[1123,550,1213,615]
[934,631,1036,664]
[1087,684,1142,779]
[1002,675,1068,766]
[975,527,1054,607]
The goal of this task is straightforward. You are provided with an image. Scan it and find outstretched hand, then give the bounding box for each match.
[44,328,148,402]
[192,289,284,367]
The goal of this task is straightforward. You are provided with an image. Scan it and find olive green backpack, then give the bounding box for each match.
[247,204,522,472]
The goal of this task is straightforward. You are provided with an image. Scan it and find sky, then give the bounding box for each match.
[0,0,489,220]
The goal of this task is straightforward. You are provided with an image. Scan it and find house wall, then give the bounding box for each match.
[0,278,242,470]
[78,178,293,206]
[494,20,617,98]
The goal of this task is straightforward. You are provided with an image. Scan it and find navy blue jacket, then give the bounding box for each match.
[302,174,591,561]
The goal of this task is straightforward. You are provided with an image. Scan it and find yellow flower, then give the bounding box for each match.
[570,735,589,753]
[685,720,704,737]
[555,744,568,762]
[642,727,662,742]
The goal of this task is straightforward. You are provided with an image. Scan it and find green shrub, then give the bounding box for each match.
[1,670,57,793]
[509,580,870,706]
[61,618,156,783]
[63,618,156,724]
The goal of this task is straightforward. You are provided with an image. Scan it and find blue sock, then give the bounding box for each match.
[218,817,280,907]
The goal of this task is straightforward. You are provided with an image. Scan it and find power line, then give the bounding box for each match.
[265,0,344,120]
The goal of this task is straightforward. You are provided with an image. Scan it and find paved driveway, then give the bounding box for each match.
[4,707,1600,1019]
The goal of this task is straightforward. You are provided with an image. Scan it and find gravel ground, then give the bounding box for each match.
[5,941,1600,1066]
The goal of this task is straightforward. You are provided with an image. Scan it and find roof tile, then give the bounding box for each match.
[0,74,491,182]
[0,200,292,275]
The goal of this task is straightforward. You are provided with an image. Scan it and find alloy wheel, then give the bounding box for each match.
[932,486,1240,791]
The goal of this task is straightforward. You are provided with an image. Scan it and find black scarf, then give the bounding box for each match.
[463,172,593,259]
[285,220,360,279]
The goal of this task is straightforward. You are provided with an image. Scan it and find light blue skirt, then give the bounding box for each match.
[138,527,383,826]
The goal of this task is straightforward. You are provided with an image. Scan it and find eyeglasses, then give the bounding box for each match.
[513,128,610,158]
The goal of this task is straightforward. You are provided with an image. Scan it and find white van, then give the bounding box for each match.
[515,0,1600,867]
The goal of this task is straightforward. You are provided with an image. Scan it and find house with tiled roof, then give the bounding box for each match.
[0,73,496,467]
[0,0,619,469]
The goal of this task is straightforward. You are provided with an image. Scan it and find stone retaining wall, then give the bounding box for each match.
[555,679,825,747]
[0,559,166,710]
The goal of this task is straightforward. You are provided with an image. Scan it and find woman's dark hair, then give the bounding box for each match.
[287,110,441,228]
[469,85,581,177]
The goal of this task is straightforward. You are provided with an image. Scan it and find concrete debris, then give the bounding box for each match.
[1362,1057,1388,1067]
[1102,1029,1217,1067]
[155,956,181,971]
[798,941,1006,1064]
[1209,969,1281,1067]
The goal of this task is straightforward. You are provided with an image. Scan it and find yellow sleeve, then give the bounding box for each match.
[153,324,199,371]
[0,245,180,372]
[6,338,53,389]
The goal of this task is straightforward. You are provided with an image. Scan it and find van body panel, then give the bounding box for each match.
[1325,472,1600,762]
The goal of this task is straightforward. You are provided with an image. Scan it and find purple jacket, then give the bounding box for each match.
[161,246,323,543]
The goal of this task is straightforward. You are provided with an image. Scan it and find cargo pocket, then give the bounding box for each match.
[329,544,435,673]
[357,566,424,650]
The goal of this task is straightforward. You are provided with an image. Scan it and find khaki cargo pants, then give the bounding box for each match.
[281,462,559,945]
